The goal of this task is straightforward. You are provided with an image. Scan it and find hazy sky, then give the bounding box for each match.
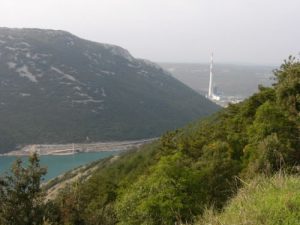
[0,0,299,64]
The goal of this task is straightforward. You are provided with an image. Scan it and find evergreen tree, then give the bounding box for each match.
[0,153,47,225]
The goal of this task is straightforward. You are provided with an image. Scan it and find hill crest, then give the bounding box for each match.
[0,28,219,152]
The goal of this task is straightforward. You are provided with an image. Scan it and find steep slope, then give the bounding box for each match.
[46,58,299,224]
[0,28,219,152]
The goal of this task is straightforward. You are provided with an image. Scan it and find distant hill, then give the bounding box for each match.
[0,28,219,153]
[159,63,274,98]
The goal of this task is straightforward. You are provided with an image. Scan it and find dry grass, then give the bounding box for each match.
[197,173,300,225]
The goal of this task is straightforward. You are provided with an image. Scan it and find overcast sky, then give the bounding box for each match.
[0,0,299,64]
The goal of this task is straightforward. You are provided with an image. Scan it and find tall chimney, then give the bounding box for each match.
[208,53,214,98]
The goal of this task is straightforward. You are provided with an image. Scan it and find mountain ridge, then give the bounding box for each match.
[0,27,219,153]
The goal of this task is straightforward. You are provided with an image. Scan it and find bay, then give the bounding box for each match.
[0,151,119,181]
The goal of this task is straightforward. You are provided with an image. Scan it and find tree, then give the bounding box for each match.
[244,101,299,174]
[0,153,47,225]
[116,152,203,225]
[274,56,300,118]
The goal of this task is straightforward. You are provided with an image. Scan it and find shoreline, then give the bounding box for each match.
[0,138,157,156]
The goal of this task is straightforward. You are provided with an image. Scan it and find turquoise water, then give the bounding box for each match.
[0,151,119,181]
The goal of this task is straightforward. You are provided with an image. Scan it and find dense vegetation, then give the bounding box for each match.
[0,28,219,153]
[0,153,47,225]
[0,57,299,224]
[47,57,299,224]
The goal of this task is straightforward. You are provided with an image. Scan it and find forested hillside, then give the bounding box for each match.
[0,57,299,224]
[41,57,299,225]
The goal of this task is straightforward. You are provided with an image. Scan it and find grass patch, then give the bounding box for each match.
[197,173,300,225]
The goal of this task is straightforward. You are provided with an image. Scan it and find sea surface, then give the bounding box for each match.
[0,151,119,181]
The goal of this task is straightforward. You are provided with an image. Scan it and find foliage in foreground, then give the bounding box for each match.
[0,153,47,225]
[0,57,299,224]
[197,174,300,225]
[45,57,299,225]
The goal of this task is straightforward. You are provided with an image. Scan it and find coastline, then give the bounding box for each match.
[0,138,157,156]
